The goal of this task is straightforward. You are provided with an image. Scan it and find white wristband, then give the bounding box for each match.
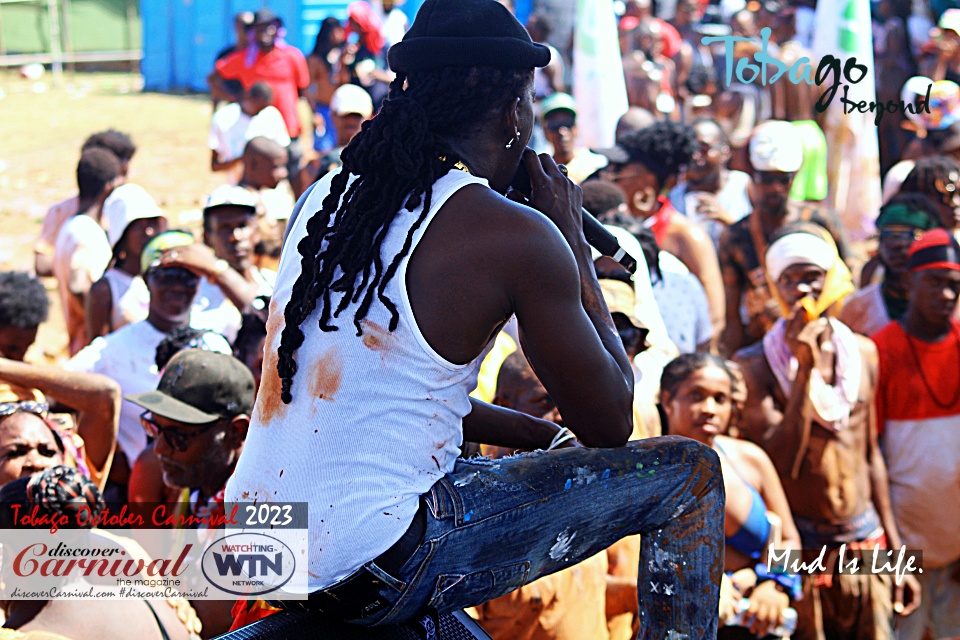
[547,427,577,451]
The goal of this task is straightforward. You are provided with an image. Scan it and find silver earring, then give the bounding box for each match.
[506,138,514,149]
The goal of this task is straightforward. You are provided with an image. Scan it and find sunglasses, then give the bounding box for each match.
[545,119,576,133]
[0,400,49,419]
[755,171,795,186]
[148,267,200,287]
[140,412,223,453]
[878,228,925,244]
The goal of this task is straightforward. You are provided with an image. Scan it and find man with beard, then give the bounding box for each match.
[718,121,849,355]
[128,348,255,638]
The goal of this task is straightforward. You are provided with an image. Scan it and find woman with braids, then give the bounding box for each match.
[659,354,802,637]
[0,466,202,640]
[227,0,724,633]
[599,120,727,350]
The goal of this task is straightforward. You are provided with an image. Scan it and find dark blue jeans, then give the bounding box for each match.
[347,435,725,638]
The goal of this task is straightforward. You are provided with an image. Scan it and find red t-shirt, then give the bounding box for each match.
[871,319,960,432]
[871,321,960,567]
[216,45,310,138]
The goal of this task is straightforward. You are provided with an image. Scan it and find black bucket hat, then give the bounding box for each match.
[388,0,551,73]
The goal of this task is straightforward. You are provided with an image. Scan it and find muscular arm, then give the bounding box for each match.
[509,154,634,447]
[85,277,113,342]
[462,398,567,450]
[0,358,119,489]
[513,218,634,447]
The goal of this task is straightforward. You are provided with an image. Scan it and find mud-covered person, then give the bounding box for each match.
[227,0,725,634]
[733,223,920,640]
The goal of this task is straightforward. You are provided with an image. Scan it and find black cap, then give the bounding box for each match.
[253,8,282,26]
[388,0,551,73]
[127,350,255,424]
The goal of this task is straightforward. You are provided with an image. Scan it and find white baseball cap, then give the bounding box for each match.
[331,84,374,118]
[749,120,803,173]
[103,184,163,250]
[203,184,259,214]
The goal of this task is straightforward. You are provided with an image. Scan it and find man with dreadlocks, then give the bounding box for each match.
[226,0,724,633]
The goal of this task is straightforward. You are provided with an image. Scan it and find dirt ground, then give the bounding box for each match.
[0,71,310,362]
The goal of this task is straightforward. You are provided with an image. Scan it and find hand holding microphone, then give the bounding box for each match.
[511,149,637,275]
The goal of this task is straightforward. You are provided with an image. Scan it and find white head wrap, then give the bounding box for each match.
[765,231,836,283]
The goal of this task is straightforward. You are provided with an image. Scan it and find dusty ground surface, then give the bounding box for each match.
[0,71,310,362]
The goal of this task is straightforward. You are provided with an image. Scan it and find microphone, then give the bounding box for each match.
[510,160,638,275]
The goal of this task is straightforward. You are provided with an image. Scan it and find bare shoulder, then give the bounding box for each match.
[440,184,577,273]
[732,341,769,382]
[720,433,774,471]
[671,213,713,252]
[837,286,869,321]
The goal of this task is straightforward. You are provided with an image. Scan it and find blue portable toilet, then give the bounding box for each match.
[142,0,358,92]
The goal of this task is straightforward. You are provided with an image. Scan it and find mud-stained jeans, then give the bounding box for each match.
[345,435,726,638]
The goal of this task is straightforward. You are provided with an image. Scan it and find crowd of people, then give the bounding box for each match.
[1,0,959,638]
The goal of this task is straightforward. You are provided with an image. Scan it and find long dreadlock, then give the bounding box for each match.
[278,66,532,403]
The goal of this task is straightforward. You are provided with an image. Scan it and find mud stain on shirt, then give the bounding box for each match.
[255,298,287,424]
[310,346,343,403]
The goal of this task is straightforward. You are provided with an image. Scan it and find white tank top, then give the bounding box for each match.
[103,268,149,331]
[227,168,494,590]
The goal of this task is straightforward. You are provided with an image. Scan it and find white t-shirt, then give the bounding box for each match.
[670,170,752,250]
[653,252,712,354]
[191,267,276,342]
[36,194,79,256]
[53,214,112,354]
[66,320,232,464]
[103,268,150,332]
[227,169,493,590]
[209,103,291,165]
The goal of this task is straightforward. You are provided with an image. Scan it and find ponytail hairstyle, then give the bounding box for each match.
[277,66,532,403]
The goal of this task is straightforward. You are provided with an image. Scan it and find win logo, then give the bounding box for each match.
[202,533,296,596]
[213,552,283,577]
